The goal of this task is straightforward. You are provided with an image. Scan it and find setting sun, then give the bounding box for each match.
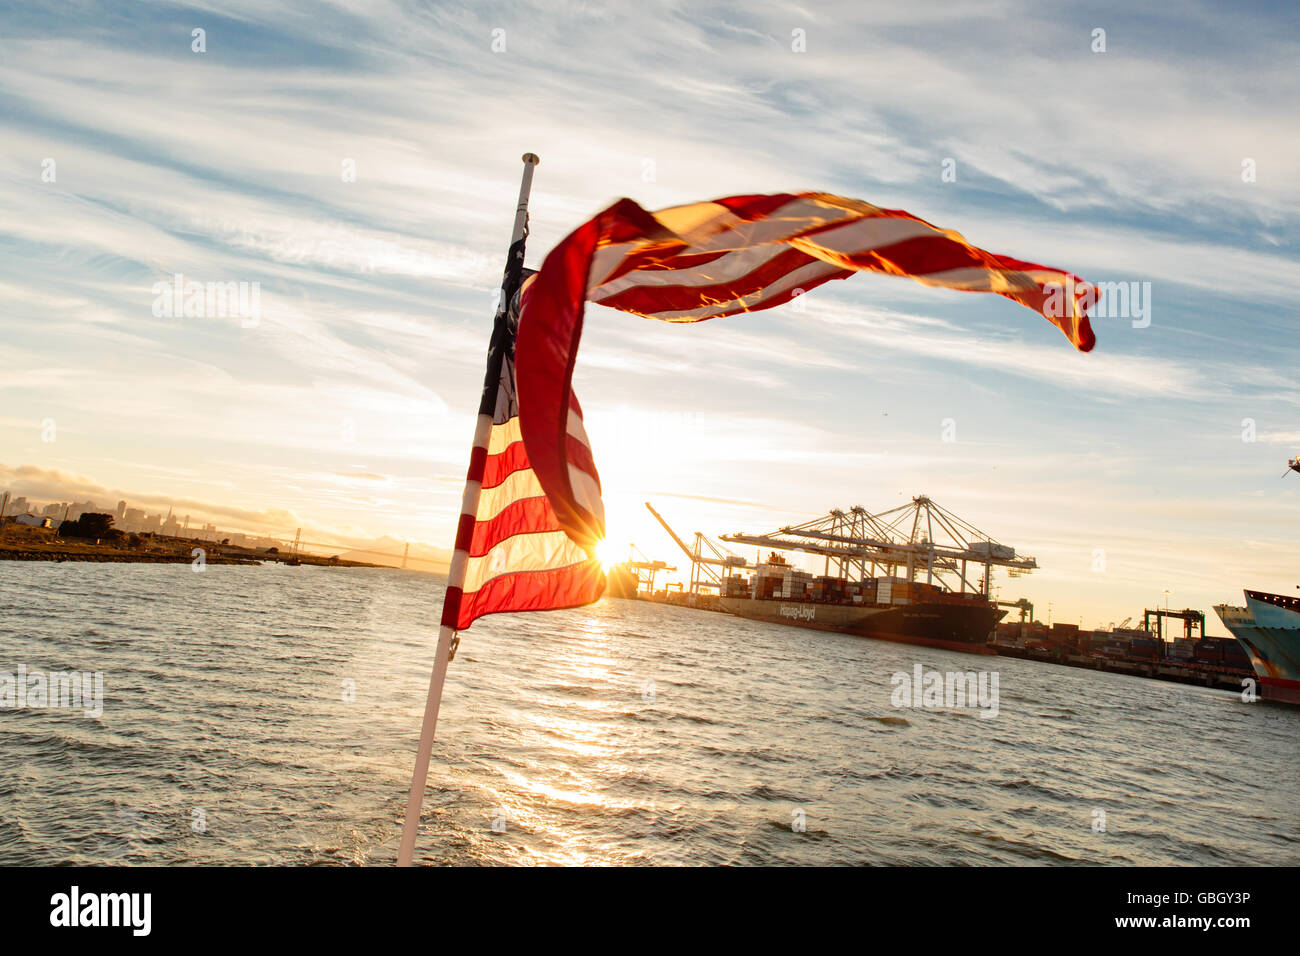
[593,538,621,569]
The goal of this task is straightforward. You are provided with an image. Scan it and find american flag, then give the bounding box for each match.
[404,181,1096,865]
[516,191,1095,549]
[442,262,604,633]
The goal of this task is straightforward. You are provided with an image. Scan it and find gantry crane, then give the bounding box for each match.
[997,597,1034,623]
[720,495,1036,596]
[617,542,674,595]
[1142,607,1205,642]
[645,502,749,595]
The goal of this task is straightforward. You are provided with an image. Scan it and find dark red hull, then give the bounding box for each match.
[719,596,1005,655]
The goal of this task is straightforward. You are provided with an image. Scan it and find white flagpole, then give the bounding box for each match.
[397,153,540,867]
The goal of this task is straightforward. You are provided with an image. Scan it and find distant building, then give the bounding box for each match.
[13,513,52,529]
[65,500,99,522]
[116,500,127,522]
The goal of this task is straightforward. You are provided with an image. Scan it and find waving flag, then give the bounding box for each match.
[517,191,1096,548]
[443,272,605,632]
[401,166,1100,866]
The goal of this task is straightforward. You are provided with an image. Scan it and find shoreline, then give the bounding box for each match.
[0,549,259,565]
[0,540,382,569]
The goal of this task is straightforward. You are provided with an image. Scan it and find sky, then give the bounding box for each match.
[1,0,1298,629]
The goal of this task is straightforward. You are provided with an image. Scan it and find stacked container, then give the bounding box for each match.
[1129,636,1161,661]
[773,568,812,600]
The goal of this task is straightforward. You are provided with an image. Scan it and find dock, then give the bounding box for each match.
[991,642,1251,693]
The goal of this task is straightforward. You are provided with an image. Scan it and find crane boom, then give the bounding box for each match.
[721,495,1036,594]
[645,502,695,561]
[645,503,744,568]
[645,502,749,594]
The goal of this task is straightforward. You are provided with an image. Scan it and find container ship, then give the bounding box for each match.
[622,495,1039,655]
[718,554,1005,653]
[1214,589,1300,705]
[627,496,1033,653]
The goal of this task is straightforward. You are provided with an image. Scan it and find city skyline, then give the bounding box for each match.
[0,484,444,566]
[1,2,1297,628]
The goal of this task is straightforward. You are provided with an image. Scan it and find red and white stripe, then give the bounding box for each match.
[516,192,1095,547]
[584,193,1095,343]
[443,288,604,631]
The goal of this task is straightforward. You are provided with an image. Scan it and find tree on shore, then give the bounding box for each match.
[58,512,116,539]
[78,513,115,538]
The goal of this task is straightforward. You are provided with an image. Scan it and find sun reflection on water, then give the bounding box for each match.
[474,608,662,864]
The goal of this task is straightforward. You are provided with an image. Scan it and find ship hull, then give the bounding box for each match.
[1214,591,1300,706]
[1258,676,1300,706]
[719,596,1004,655]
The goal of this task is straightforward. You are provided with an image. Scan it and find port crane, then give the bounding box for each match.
[1142,607,1205,642]
[996,597,1034,623]
[645,502,749,595]
[618,542,675,594]
[720,495,1037,596]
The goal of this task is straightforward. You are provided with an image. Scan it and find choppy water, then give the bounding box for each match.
[0,562,1295,866]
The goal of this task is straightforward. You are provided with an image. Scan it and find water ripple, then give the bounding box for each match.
[1,562,1296,866]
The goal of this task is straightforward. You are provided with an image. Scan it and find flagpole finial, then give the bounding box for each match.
[522,152,540,166]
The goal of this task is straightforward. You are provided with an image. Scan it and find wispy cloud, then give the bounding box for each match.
[0,0,1296,623]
